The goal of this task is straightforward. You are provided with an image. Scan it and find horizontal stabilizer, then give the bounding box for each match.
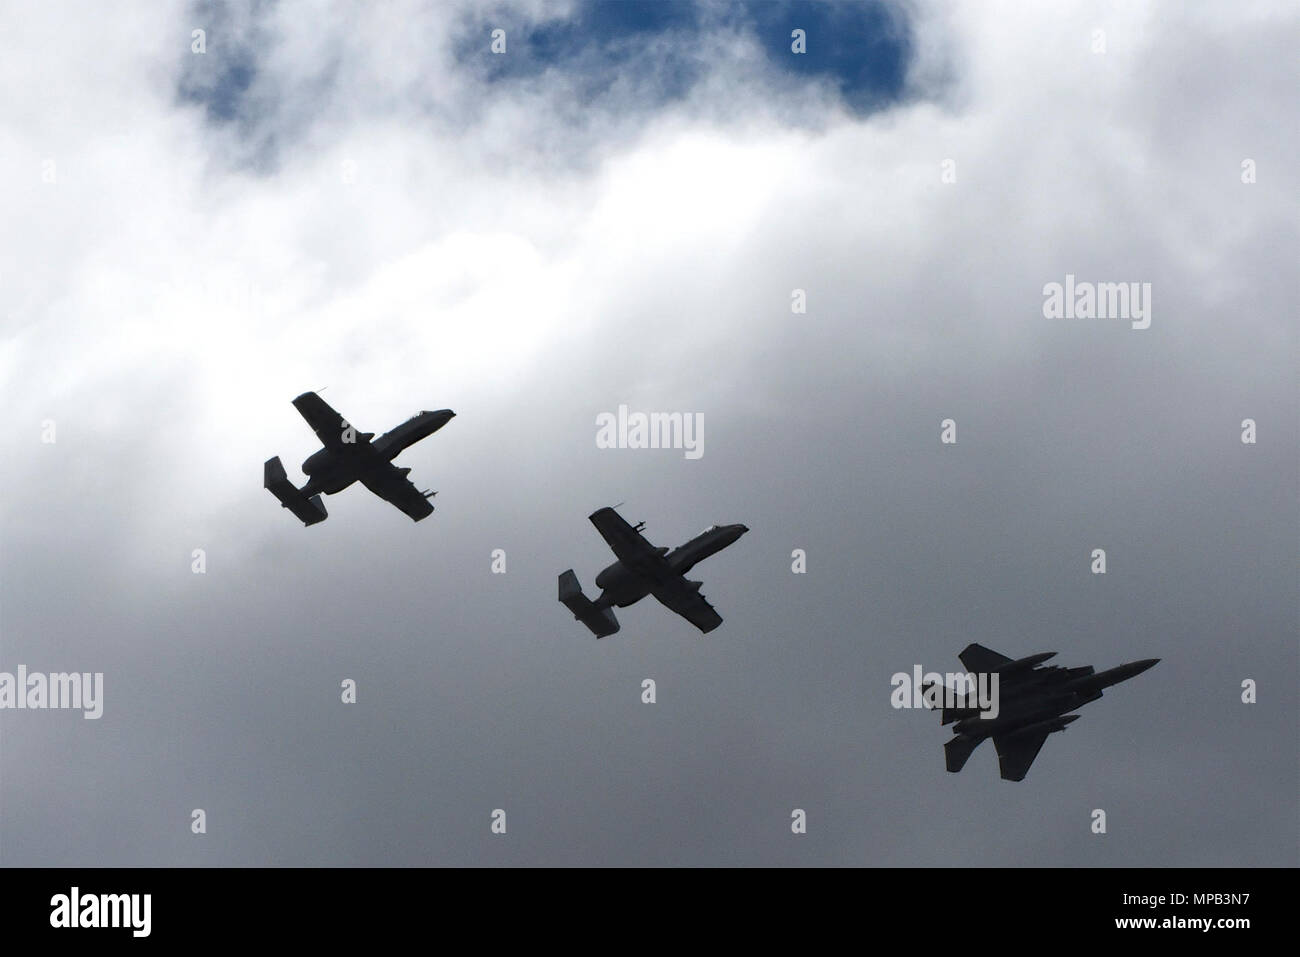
[945,735,980,773]
[264,457,328,526]
[558,570,619,638]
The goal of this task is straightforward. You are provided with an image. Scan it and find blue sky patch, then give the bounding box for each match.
[462,0,911,114]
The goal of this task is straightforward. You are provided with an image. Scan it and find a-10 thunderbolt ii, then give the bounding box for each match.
[559,507,748,637]
[264,392,454,526]
[929,643,1159,781]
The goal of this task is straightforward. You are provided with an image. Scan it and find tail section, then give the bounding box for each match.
[944,735,980,773]
[264,457,328,526]
[920,679,981,725]
[558,570,620,638]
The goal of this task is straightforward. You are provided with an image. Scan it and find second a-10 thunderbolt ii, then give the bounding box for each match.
[264,392,454,525]
[558,507,748,637]
[928,643,1159,781]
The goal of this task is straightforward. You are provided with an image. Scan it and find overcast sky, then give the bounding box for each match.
[1,0,1295,866]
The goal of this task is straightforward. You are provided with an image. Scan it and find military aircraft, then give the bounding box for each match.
[558,507,748,637]
[264,391,454,525]
[929,643,1159,781]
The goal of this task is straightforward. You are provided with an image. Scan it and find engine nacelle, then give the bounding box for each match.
[594,562,625,591]
[301,448,332,475]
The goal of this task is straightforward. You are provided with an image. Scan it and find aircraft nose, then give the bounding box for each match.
[722,524,748,546]
[1123,658,1160,679]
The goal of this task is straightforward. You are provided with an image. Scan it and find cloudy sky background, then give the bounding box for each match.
[0,0,1295,865]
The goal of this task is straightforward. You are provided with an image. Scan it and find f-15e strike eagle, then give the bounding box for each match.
[930,643,1159,781]
[559,507,748,637]
[264,392,454,525]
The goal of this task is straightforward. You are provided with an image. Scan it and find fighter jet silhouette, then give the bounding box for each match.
[559,507,748,637]
[264,392,454,526]
[927,643,1159,781]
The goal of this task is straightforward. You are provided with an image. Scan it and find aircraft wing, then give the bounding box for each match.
[360,464,434,522]
[292,392,363,452]
[651,578,724,633]
[588,507,668,575]
[992,729,1051,782]
[960,643,1013,674]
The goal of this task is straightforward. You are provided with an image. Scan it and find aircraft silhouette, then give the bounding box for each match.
[928,643,1159,781]
[264,392,454,525]
[559,507,748,637]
